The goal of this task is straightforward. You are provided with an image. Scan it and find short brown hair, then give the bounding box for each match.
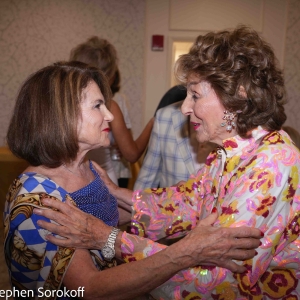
[175,25,286,138]
[6,61,112,167]
[70,36,118,82]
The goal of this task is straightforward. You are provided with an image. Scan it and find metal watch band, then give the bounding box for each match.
[106,227,120,246]
[101,227,120,260]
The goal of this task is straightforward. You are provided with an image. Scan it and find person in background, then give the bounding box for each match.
[134,100,216,190]
[155,85,187,113]
[109,68,132,188]
[70,36,154,186]
[282,125,300,149]
[36,25,300,299]
[3,61,262,299]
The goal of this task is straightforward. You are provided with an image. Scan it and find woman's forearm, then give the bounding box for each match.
[114,187,133,210]
[66,245,192,300]
[132,117,154,160]
[110,100,154,163]
[34,198,262,273]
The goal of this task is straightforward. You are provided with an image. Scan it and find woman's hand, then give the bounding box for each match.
[34,197,111,250]
[91,161,133,210]
[92,162,134,210]
[34,198,262,274]
[92,161,119,193]
[174,212,263,273]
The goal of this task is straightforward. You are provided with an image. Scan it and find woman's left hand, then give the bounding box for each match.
[34,197,111,249]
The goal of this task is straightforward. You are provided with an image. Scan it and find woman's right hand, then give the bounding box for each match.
[34,196,112,250]
[172,212,262,273]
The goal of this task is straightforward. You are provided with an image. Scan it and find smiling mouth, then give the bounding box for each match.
[191,122,200,130]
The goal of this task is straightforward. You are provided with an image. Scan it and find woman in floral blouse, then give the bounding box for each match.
[36,25,300,299]
[3,61,261,300]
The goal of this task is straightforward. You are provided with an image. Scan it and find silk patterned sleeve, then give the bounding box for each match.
[124,138,300,299]
[214,142,300,297]
[131,166,210,241]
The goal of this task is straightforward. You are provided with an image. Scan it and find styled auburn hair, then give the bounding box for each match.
[70,36,118,82]
[6,61,112,167]
[175,25,286,138]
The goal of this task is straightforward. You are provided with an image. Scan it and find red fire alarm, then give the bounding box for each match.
[152,35,164,51]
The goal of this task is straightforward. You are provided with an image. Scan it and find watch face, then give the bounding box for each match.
[102,246,115,260]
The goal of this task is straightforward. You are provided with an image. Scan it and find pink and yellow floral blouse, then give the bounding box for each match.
[120,127,300,299]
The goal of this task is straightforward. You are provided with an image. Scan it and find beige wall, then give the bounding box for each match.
[1,0,300,146]
[143,0,290,123]
[284,0,300,128]
[0,0,145,145]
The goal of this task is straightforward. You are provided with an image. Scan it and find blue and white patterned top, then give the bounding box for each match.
[69,161,118,226]
[3,160,119,300]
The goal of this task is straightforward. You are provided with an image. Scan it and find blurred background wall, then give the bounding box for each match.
[0,0,299,146]
[0,0,145,144]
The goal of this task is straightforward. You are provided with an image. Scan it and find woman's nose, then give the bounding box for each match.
[104,106,114,122]
[181,97,193,115]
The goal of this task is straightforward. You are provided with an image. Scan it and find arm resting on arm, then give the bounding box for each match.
[34,198,261,272]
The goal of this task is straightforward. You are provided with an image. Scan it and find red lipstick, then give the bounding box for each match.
[191,122,200,130]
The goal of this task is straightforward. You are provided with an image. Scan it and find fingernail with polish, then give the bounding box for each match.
[212,207,217,213]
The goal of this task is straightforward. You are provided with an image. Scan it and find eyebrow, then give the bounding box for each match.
[93,99,105,104]
[187,81,200,89]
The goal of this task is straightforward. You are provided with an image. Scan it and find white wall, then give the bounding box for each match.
[144,0,289,124]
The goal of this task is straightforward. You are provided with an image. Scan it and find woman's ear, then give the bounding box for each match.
[238,86,247,99]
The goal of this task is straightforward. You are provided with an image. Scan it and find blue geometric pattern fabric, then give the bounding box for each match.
[3,161,118,299]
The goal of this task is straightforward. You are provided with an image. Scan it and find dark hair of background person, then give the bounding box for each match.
[175,25,287,138]
[70,36,118,81]
[110,68,121,96]
[6,61,112,168]
[155,85,187,114]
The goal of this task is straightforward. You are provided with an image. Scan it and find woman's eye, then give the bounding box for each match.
[95,101,104,109]
[192,93,199,101]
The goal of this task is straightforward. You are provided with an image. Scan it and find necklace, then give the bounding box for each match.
[62,163,92,182]
[211,147,226,212]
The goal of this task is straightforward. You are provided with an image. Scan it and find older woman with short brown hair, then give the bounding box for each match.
[36,26,300,299]
[4,60,261,300]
